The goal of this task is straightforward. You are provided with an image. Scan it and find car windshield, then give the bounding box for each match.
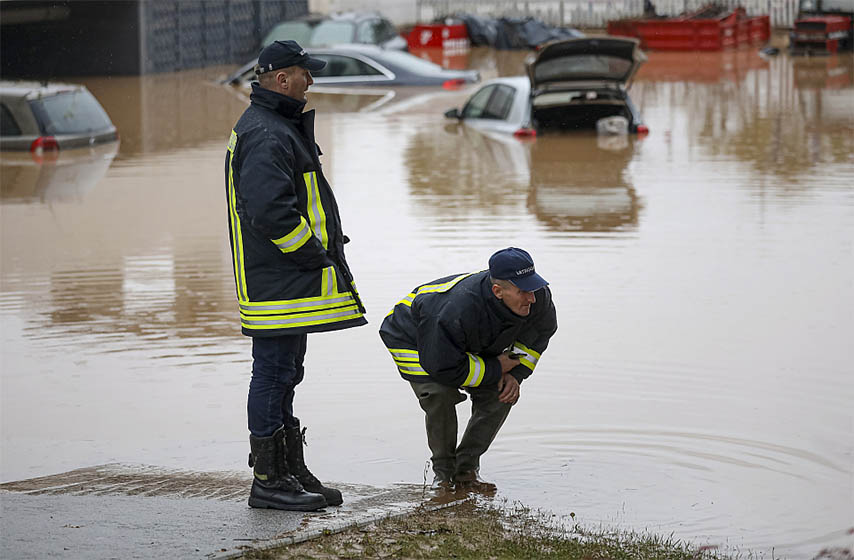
[534,55,633,83]
[375,50,446,75]
[310,21,355,45]
[262,22,314,47]
[28,90,112,135]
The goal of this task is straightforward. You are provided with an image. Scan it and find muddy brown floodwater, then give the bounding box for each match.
[2,47,852,559]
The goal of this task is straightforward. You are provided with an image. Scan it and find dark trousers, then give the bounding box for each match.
[410,380,512,479]
[248,334,307,437]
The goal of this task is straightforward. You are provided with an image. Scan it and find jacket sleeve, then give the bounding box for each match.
[237,128,329,271]
[412,299,503,389]
[508,290,558,384]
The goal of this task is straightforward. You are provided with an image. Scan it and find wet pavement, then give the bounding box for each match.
[2,44,853,559]
[0,464,439,559]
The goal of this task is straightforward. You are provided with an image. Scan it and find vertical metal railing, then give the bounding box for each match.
[415,0,799,28]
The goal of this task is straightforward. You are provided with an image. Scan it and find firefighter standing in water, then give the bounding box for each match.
[224,40,367,511]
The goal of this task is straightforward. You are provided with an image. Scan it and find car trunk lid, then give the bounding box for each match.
[526,37,646,91]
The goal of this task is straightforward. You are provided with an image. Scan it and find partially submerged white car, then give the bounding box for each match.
[445,36,648,136]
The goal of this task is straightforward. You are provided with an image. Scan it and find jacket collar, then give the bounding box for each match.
[250,82,306,120]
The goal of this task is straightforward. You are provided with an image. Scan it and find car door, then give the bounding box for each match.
[460,83,520,133]
[0,101,32,150]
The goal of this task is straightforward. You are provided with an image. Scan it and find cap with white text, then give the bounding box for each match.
[488,247,548,292]
[255,40,326,75]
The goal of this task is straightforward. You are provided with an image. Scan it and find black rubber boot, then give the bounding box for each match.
[248,426,327,511]
[284,421,343,506]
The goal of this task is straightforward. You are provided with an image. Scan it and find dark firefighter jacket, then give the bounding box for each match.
[379,270,557,389]
[224,83,367,336]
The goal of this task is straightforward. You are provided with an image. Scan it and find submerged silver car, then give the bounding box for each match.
[0,81,118,153]
[224,44,479,89]
[444,36,648,136]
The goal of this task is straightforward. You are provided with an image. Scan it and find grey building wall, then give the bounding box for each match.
[0,0,308,79]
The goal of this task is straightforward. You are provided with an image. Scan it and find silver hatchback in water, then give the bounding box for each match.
[0,81,118,154]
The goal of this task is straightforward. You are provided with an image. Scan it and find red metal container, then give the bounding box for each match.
[607,6,770,51]
[407,23,469,50]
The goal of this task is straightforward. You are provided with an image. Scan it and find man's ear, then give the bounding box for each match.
[491,283,503,300]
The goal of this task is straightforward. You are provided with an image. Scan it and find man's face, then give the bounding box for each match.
[279,66,313,100]
[492,281,537,317]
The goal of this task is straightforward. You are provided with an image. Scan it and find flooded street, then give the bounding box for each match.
[2,47,853,558]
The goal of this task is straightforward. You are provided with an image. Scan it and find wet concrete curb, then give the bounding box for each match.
[0,464,469,559]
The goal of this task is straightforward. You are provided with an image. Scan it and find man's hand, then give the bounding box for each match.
[497,352,520,374]
[497,373,520,404]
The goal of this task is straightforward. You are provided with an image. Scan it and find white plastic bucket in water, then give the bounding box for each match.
[596,115,629,136]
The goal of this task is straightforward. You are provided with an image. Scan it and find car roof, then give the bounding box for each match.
[271,10,386,27]
[478,76,530,90]
[325,10,387,23]
[307,43,398,59]
[0,80,85,99]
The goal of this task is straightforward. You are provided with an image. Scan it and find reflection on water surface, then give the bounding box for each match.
[2,48,852,559]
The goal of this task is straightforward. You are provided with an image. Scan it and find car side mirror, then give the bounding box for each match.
[444,108,461,119]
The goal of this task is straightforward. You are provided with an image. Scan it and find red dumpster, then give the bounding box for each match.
[407,23,469,50]
[608,6,769,50]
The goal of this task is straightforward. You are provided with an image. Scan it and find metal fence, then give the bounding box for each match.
[415,0,799,28]
[142,0,308,74]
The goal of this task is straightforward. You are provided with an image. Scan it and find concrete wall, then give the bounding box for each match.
[139,0,310,74]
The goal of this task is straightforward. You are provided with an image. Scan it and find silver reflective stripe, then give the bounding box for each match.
[242,308,359,325]
[324,267,335,296]
[416,273,472,295]
[466,355,484,387]
[391,350,419,360]
[240,295,353,312]
[513,345,539,365]
[397,364,427,373]
[274,222,310,251]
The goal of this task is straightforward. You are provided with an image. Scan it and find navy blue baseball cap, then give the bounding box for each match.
[256,40,326,75]
[488,247,548,292]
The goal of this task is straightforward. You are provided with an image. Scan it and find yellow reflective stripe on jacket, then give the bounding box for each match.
[462,353,486,387]
[241,305,363,330]
[390,348,420,361]
[304,171,328,250]
[511,342,541,372]
[227,129,248,302]
[272,217,312,253]
[387,348,428,375]
[395,273,475,308]
[239,280,362,330]
[240,293,356,314]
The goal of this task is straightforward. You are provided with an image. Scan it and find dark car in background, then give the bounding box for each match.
[0,81,118,154]
[262,11,407,50]
[225,44,479,89]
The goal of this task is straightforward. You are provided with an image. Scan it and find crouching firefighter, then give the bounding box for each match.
[224,40,367,511]
[379,248,557,491]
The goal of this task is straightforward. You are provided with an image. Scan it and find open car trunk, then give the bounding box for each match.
[531,87,633,131]
[525,37,646,131]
